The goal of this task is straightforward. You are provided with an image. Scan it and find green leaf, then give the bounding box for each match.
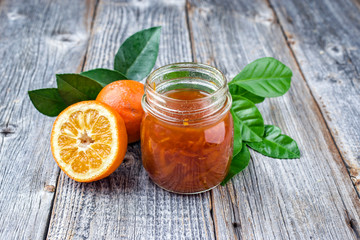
[56,74,103,105]
[28,88,67,117]
[247,125,300,159]
[231,95,264,142]
[114,26,161,81]
[229,84,265,104]
[221,143,250,185]
[163,70,191,80]
[229,57,292,98]
[80,68,127,87]
[231,109,242,157]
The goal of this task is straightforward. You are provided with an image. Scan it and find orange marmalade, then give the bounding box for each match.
[141,63,233,194]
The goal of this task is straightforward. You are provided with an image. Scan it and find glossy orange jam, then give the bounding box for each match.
[141,89,233,194]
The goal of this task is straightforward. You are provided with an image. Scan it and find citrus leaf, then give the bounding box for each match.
[247,125,300,159]
[114,26,161,81]
[221,143,250,185]
[80,68,127,87]
[28,88,67,117]
[56,74,103,105]
[231,95,264,142]
[229,57,292,98]
[229,84,265,104]
[231,109,242,157]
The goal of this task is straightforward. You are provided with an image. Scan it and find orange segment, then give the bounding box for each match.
[51,101,128,182]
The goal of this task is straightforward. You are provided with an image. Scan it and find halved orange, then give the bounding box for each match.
[51,101,128,182]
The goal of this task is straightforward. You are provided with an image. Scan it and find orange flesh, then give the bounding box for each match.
[164,88,209,100]
[141,89,233,193]
[58,109,112,174]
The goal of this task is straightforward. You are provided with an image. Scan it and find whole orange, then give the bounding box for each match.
[96,80,144,143]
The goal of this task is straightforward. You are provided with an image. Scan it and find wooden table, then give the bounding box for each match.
[1,0,359,239]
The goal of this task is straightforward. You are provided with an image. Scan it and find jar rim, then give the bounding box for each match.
[145,62,227,103]
[143,62,231,126]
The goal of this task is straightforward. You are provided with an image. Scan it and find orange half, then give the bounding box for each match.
[51,101,128,182]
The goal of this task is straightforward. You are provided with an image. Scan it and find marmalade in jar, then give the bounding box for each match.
[141,89,233,194]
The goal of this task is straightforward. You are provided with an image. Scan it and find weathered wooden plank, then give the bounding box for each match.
[0,0,96,239]
[268,0,360,194]
[187,0,360,239]
[47,1,216,239]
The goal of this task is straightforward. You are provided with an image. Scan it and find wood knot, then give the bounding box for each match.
[232,222,241,228]
[345,209,360,239]
[122,153,136,167]
[325,43,345,64]
[253,13,276,24]
[285,31,295,45]
[286,15,293,24]
[7,10,26,21]
[349,219,360,239]
[53,33,76,43]
[48,30,86,47]
[44,185,55,192]
[0,124,16,137]
[331,46,340,53]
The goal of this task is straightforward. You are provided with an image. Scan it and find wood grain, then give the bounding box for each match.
[47,1,216,239]
[2,0,359,239]
[187,0,360,239]
[0,0,96,239]
[268,0,360,194]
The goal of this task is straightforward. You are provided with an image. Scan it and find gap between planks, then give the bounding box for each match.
[186,0,360,238]
[45,1,218,239]
[263,0,360,199]
[185,0,197,63]
[185,1,218,239]
[78,0,100,73]
[42,0,358,238]
[44,1,100,239]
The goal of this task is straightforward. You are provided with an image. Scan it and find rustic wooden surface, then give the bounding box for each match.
[188,0,360,239]
[48,1,215,239]
[0,0,359,239]
[0,0,96,239]
[269,0,360,194]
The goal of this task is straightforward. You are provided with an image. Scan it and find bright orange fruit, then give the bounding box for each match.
[96,80,144,143]
[51,101,128,182]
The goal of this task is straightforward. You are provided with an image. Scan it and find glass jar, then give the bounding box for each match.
[141,62,233,194]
